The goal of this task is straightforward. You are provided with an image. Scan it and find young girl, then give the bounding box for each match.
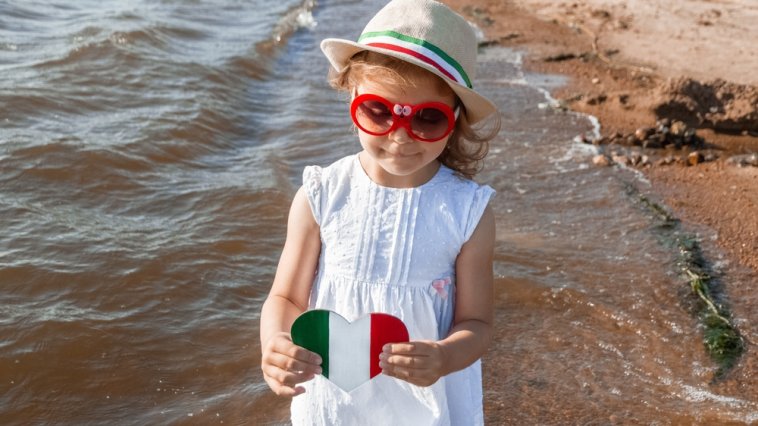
[260,0,501,424]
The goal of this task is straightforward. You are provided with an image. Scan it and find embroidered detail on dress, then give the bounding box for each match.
[431,277,451,299]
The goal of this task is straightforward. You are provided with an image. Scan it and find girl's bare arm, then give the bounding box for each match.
[260,187,323,396]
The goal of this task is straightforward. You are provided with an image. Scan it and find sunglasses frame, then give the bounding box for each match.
[350,94,458,143]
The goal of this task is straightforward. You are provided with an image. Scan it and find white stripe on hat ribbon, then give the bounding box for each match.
[358,31,472,88]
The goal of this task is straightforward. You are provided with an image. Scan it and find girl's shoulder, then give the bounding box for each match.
[302,154,355,188]
[433,164,493,196]
[431,166,495,242]
[301,155,357,225]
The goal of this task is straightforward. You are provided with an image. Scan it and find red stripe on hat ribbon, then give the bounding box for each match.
[365,42,458,85]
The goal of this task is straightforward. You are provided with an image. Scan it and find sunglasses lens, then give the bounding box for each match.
[410,107,452,141]
[354,99,393,134]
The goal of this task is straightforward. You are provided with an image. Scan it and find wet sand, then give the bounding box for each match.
[442,0,758,421]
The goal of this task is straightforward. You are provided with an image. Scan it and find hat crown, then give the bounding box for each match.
[359,0,477,87]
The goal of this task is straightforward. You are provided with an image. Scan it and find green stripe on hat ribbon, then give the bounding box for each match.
[359,30,472,88]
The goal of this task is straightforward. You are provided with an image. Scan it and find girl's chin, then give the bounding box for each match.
[375,160,438,185]
[378,158,425,176]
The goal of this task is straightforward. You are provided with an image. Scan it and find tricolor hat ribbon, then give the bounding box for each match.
[358,30,472,89]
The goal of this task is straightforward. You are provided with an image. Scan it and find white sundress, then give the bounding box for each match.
[291,154,494,426]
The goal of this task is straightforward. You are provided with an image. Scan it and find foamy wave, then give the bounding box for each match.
[270,0,318,43]
[295,9,317,30]
[676,384,758,423]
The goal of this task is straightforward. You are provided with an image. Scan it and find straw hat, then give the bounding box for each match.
[320,0,498,124]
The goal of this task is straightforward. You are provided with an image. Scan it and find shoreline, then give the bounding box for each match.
[441,0,757,413]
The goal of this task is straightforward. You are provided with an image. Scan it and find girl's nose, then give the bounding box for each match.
[388,126,414,144]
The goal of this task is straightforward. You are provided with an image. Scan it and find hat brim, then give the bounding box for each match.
[321,38,498,124]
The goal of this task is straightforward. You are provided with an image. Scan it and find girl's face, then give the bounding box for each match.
[353,76,456,188]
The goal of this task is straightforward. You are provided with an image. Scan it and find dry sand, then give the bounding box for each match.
[510,0,758,86]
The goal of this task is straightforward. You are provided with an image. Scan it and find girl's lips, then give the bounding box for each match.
[384,148,420,158]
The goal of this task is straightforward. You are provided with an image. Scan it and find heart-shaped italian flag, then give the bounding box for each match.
[291,310,409,392]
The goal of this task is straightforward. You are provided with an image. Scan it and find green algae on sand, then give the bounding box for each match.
[628,183,744,379]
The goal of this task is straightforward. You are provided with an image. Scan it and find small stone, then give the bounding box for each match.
[634,127,652,141]
[643,137,661,149]
[592,154,611,166]
[575,134,591,144]
[688,151,704,166]
[585,94,608,105]
[670,120,687,136]
[727,154,758,167]
[592,77,600,84]
[658,155,677,166]
[611,154,630,166]
[594,136,608,145]
[684,128,697,143]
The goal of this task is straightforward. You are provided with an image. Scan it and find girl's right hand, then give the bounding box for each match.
[261,331,323,397]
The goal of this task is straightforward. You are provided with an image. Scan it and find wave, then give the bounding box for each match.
[32,26,194,70]
[227,0,317,80]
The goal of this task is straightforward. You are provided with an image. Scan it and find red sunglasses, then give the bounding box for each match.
[350,94,459,143]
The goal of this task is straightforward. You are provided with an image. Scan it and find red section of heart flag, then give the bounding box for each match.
[370,313,410,378]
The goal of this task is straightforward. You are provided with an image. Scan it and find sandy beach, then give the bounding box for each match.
[442,0,757,420]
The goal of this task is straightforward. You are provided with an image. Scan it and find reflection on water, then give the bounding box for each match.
[0,0,755,424]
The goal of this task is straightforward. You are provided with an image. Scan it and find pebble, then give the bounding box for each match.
[611,154,630,166]
[726,154,758,167]
[670,120,688,136]
[635,127,653,141]
[688,151,704,166]
[592,154,611,166]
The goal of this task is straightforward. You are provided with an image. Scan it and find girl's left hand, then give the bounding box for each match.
[378,340,448,387]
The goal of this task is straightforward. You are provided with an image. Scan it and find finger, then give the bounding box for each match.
[379,354,416,375]
[381,363,415,380]
[380,362,438,387]
[264,375,307,398]
[263,363,316,388]
[272,341,323,366]
[268,338,322,367]
[383,342,416,354]
[268,352,323,375]
[380,352,421,368]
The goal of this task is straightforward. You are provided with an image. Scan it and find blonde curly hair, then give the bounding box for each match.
[328,51,500,179]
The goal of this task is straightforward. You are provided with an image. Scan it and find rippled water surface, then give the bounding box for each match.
[1,0,756,424]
